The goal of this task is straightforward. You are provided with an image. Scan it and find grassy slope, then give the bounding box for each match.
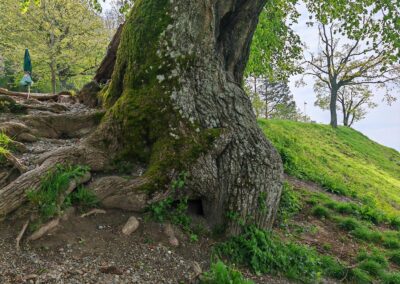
[259,119,400,217]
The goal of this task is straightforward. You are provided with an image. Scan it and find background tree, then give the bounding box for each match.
[246,0,302,83]
[0,0,109,93]
[315,83,377,127]
[302,19,400,127]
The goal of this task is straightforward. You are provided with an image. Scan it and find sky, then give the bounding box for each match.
[101,2,400,151]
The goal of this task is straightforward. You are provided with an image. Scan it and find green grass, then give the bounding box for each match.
[200,261,254,284]
[259,119,400,218]
[311,205,331,218]
[0,132,11,163]
[215,226,323,283]
[277,182,302,225]
[27,164,90,220]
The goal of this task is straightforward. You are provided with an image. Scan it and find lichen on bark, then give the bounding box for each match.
[88,0,283,234]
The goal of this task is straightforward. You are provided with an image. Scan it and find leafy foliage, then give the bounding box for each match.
[1,0,109,93]
[68,186,99,209]
[215,226,322,282]
[27,164,90,220]
[277,182,302,225]
[148,172,193,233]
[200,261,254,284]
[246,0,302,82]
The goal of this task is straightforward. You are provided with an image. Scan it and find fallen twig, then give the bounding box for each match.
[16,219,30,252]
[28,218,60,241]
[81,209,106,218]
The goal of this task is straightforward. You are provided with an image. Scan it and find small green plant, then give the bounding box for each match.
[0,132,11,164]
[277,182,302,225]
[27,164,89,220]
[319,255,347,280]
[382,235,400,249]
[190,233,199,243]
[322,243,332,252]
[351,226,382,242]
[311,205,330,219]
[387,250,400,265]
[148,172,192,233]
[338,217,362,231]
[390,217,400,230]
[200,261,254,284]
[215,226,322,282]
[69,186,99,208]
[381,272,400,284]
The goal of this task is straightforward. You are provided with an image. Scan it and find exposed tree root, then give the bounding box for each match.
[57,171,92,210]
[27,218,60,241]
[89,176,149,212]
[22,103,69,114]
[0,145,108,217]
[4,152,27,173]
[0,88,58,101]
[80,209,106,218]
[16,219,30,252]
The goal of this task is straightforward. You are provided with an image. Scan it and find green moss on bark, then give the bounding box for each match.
[100,0,220,192]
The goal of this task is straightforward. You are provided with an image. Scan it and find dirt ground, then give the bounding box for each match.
[0,208,298,284]
[0,209,212,284]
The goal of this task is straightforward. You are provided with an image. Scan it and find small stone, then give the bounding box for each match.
[99,266,123,275]
[169,237,179,247]
[122,216,140,236]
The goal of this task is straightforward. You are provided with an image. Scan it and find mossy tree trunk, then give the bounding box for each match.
[91,0,283,234]
[0,0,283,235]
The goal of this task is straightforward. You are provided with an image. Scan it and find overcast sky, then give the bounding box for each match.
[102,2,400,151]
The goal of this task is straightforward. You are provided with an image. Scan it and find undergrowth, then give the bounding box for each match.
[27,164,94,221]
[0,132,11,164]
[277,182,302,226]
[200,261,253,284]
[215,225,400,283]
[259,119,400,218]
[215,226,323,283]
[148,172,197,237]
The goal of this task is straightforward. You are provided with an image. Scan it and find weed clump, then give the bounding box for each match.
[277,182,302,225]
[311,205,330,218]
[200,261,253,284]
[27,164,91,220]
[215,226,322,282]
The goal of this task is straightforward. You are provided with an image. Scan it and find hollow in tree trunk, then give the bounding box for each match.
[1,0,283,235]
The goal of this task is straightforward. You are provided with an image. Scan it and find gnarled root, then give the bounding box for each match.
[0,144,108,217]
[88,176,149,212]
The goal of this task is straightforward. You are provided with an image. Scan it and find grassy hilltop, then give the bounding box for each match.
[260,119,400,217]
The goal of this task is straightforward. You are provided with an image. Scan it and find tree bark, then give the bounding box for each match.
[1,0,283,235]
[94,23,124,84]
[50,60,57,95]
[330,88,338,127]
[91,0,282,235]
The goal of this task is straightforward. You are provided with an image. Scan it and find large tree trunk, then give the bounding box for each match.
[1,0,283,235]
[92,0,283,234]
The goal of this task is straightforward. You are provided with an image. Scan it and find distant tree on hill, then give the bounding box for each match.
[303,21,400,128]
[315,83,377,127]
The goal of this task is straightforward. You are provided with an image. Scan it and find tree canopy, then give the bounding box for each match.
[2,0,109,93]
